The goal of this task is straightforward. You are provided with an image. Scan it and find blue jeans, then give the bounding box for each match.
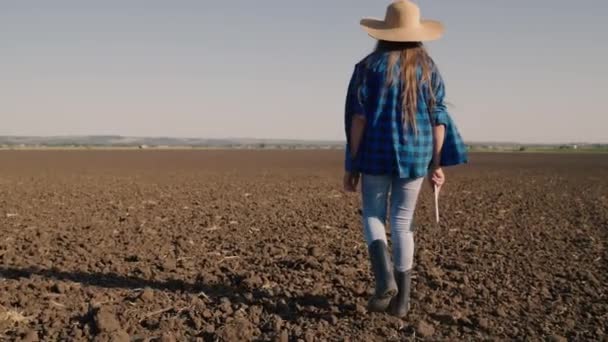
[361,175,424,272]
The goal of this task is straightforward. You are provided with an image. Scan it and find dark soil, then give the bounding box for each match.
[0,150,607,341]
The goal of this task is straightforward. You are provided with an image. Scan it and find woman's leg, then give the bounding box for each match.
[361,174,398,312]
[390,177,424,271]
[361,174,390,245]
[388,177,424,317]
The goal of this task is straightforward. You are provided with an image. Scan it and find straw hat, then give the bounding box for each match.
[360,1,444,42]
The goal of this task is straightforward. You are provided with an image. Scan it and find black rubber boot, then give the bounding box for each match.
[367,240,398,312]
[389,270,412,318]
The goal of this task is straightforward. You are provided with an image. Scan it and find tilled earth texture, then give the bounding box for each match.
[1,150,607,342]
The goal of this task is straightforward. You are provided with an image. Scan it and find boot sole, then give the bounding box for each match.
[368,289,398,312]
[388,301,410,318]
[383,289,398,297]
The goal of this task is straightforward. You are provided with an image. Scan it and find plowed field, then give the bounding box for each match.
[1,151,607,341]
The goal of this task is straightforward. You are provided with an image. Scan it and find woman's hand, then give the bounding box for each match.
[428,167,445,192]
[343,172,360,193]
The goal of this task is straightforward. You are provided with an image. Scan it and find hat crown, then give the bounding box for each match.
[384,1,421,28]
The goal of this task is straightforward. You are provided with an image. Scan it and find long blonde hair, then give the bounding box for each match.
[376,41,435,133]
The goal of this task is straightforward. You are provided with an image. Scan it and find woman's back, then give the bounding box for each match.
[345,43,465,178]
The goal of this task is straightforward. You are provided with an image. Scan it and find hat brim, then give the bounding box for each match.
[360,18,444,42]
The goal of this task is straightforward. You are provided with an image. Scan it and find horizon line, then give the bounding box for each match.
[0,135,606,146]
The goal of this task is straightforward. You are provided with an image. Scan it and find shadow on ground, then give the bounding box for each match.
[0,266,355,323]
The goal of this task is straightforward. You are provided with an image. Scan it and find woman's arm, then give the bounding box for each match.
[344,64,366,192]
[344,114,366,192]
[430,124,445,169]
[349,115,366,159]
[344,65,366,173]
[429,66,448,190]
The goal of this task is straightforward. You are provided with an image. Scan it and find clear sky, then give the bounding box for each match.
[1,0,606,143]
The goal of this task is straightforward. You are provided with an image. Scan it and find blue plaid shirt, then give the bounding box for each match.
[344,52,467,178]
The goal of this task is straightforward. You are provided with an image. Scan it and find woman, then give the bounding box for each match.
[344,0,467,318]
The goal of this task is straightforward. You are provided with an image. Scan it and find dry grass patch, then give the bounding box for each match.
[0,305,31,324]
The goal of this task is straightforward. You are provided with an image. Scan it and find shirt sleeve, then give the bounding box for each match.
[438,113,469,167]
[344,65,366,172]
[431,68,450,127]
[429,68,468,167]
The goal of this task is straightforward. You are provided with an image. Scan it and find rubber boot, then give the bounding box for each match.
[367,240,398,312]
[389,270,412,318]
